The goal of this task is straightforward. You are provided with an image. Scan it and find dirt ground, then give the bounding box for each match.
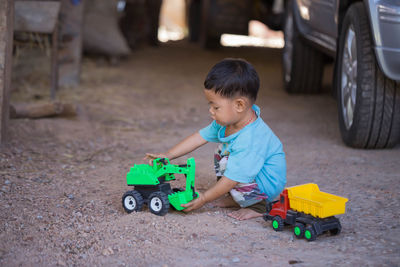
[1,40,399,266]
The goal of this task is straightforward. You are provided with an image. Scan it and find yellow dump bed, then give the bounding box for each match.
[287,183,348,218]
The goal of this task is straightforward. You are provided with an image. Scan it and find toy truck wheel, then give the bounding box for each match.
[330,222,342,236]
[122,190,144,213]
[148,192,170,216]
[294,223,305,238]
[272,216,284,231]
[304,226,317,242]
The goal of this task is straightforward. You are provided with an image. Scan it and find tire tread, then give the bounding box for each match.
[283,1,324,94]
[338,2,400,148]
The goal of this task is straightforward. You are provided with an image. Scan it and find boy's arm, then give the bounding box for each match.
[145,132,207,161]
[182,176,238,212]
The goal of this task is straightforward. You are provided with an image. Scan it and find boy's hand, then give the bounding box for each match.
[181,192,206,212]
[144,153,169,164]
[182,177,238,213]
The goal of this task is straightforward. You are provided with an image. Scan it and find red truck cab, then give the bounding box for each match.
[267,189,290,219]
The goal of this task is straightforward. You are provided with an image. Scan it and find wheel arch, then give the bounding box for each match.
[289,0,336,56]
[336,0,400,81]
[363,0,400,81]
[337,0,362,35]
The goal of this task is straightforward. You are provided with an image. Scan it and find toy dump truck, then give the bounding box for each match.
[264,183,348,241]
[122,157,198,216]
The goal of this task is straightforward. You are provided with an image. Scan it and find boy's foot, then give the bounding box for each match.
[213,195,239,208]
[228,208,263,221]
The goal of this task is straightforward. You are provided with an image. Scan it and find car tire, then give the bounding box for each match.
[282,0,324,94]
[336,3,400,148]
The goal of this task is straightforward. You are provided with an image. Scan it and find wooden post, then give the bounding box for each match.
[58,0,84,87]
[0,0,13,144]
[120,0,162,49]
[51,22,59,99]
[14,1,61,99]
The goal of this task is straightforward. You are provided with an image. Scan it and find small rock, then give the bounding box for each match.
[57,260,67,266]
[67,194,74,200]
[289,260,303,265]
[232,257,240,263]
[5,180,11,185]
[102,247,114,256]
[103,155,112,162]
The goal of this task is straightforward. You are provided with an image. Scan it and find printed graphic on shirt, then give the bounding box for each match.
[214,143,229,178]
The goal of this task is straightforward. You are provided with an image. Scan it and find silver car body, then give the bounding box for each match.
[292,0,400,81]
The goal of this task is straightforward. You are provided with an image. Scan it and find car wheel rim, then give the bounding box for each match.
[150,197,162,212]
[124,196,136,210]
[341,25,357,130]
[272,220,279,229]
[283,11,293,84]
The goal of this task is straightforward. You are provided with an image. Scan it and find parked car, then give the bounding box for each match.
[282,0,400,148]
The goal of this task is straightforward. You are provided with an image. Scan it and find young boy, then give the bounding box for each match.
[146,58,286,220]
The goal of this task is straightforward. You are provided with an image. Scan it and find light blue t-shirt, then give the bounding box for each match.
[199,104,286,200]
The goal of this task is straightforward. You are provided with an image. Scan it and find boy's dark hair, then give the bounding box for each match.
[204,58,260,102]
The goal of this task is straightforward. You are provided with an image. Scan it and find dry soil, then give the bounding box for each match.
[1,41,399,266]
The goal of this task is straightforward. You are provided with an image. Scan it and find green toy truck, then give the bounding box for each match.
[122,157,198,216]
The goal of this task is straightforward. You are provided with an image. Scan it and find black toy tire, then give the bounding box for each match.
[122,190,144,213]
[282,0,324,94]
[294,222,305,238]
[148,192,170,216]
[330,221,342,236]
[304,226,317,242]
[336,3,400,148]
[272,216,284,232]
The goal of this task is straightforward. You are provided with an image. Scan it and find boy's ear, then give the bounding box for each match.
[234,98,246,112]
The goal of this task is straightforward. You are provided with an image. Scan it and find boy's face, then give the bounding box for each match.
[203,89,240,126]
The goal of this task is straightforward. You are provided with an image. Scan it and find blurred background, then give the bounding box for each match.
[11,0,285,92]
